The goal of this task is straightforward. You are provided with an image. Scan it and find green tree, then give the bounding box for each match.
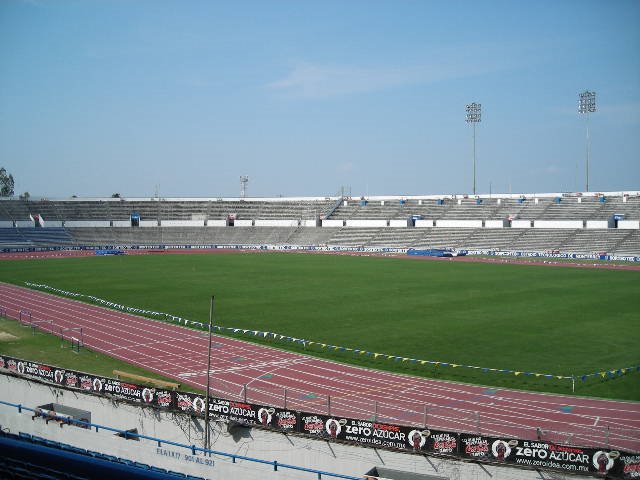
[19,192,30,200]
[0,168,15,197]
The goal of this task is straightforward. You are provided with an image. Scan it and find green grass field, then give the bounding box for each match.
[1,252,638,400]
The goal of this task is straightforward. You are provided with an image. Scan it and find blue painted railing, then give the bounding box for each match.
[0,400,363,480]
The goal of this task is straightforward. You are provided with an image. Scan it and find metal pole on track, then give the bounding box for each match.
[204,295,214,452]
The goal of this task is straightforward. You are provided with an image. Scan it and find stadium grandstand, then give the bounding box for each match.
[0,191,638,257]
[1,191,639,480]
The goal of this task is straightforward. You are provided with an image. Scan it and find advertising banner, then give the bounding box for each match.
[0,354,637,479]
[299,413,457,454]
[172,391,298,431]
[458,434,631,477]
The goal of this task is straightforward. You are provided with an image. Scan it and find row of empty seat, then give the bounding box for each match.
[0,195,638,222]
[330,196,640,221]
[1,430,205,480]
[2,227,638,255]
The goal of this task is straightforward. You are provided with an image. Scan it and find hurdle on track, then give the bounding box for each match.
[70,337,81,354]
[31,319,54,335]
[60,327,83,349]
[19,309,33,326]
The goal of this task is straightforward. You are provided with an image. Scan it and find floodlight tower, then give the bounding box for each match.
[466,102,482,195]
[240,175,249,198]
[578,91,596,192]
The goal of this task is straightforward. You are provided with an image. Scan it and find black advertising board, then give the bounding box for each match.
[175,392,207,416]
[101,377,174,408]
[616,453,640,478]
[298,414,456,453]
[458,434,634,477]
[0,355,172,408]
[173,392,298,431]
[1,354,638,479]
[424,430,459,455]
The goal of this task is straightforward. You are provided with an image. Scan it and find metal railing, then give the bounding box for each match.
[0,399,364,480]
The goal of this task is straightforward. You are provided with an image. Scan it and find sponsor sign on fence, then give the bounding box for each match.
[1,354,637,478]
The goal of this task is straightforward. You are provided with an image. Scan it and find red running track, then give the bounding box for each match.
[1,282,639,452]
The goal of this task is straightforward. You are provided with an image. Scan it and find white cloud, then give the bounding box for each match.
[268,64,424,99]
[268,43,524,99]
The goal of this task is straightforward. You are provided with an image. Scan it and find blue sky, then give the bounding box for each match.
[1,0,639,198]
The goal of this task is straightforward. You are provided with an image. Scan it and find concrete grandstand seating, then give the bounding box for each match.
[0,228,34,249]
[559,229,632,254]
[0,193,637,255]
[325,227,382,247]
[612,230,640,256]
[68,227,302,246]
[286,227,337,246]
[508,228,575,252]
[0,198,335,223]
[414,228,475,249]
[461,228,524,251]
[0,228,74,249]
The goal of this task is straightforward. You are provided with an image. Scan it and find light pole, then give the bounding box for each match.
[240,176,249,199]
[204,295,214,452]
[578,91,596,192]
[466,102,482,195]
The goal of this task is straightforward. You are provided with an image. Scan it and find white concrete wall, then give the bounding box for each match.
[42,221,64,228]
[162,220,205,227]
[435,220,482,228]
[112,220,130,227]
[586,221,608,229]
[254,219,299,227]
[302,219,320,227]
[414,219,434,228]
[0,221,14,228]
[234,219,253,227]
[15,220,35,228]
[484,220,506,228]
[534,220,583,229]
[206,220,228,227]
[511,220,532,228]
[389,219,409,228]
[63,220,111,228]
[0,374,543,480]
[139,220,159,227]
[322,219,344,227]
[618,220,640,229]
[345,219,387,228]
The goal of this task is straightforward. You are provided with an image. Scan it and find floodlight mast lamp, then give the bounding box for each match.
[578,91,596,192]
[240,175,249,199]
[466,102,482,195]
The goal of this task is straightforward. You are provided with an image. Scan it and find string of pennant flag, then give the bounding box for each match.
[24,282,639,385]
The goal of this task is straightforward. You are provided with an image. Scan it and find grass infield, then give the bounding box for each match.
[0,252,638,400]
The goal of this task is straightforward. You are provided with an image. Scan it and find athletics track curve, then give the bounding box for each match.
[0,282,638,452]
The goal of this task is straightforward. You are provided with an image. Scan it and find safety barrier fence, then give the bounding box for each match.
[1,356,639,479]
[0,399,363,480]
